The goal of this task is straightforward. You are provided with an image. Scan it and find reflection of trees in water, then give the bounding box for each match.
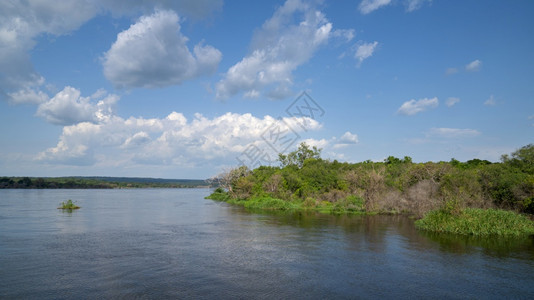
[419,231,534,259]
[230,207,534,260]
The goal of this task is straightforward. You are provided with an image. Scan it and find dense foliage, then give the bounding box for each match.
[209,143,534,218]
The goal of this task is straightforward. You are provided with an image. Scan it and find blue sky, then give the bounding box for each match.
[1,0,533,179]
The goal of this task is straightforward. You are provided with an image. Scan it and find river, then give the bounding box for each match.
[1,189,533,298]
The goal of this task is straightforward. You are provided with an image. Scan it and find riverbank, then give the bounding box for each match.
[207,190,534,236]
[208,143,534,236]
[206,189,370,214]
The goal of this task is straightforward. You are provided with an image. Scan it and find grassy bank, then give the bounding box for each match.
[415,208,534,236]
[208,190,534,236]
[206,189,366,214]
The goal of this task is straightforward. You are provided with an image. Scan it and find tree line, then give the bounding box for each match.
[0,177,208,189]
[210,143,534,217]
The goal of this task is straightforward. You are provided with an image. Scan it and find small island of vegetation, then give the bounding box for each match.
[207,143,534,236]
[58,199,80,210]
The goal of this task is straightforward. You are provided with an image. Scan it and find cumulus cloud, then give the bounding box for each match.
[103,10,221,89]
[333,131,359,148]
[445,97,460,107]
[7,86,50,105]
[465,59,482,72]
[354,41,379,66]
[301,138,329,150]
[36,87,118,125]
[0,0,97,102]
[339,131,359,144]
[426,127,481,138]
[358,0,392,14]
[37,111,322,167]
[0,1,222,102]
[215,0,333,100]
[397,97,439,115]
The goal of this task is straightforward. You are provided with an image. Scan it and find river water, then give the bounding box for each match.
[1,189,533,299]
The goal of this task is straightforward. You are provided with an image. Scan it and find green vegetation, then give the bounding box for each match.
[0,176,207,189]
[207,143,534,235]
[415,208,534,236]
[58,199,80,210]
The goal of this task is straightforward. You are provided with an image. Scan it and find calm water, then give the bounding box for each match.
[1,189,533,299]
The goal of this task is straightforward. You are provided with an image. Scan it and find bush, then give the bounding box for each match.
[205,190,229,201]
[58,199,80,210]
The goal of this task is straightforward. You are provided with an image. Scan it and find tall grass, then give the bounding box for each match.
[243,197,300,211]
[415,208,534,236]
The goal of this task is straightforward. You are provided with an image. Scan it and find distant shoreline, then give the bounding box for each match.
[0,176,210,189]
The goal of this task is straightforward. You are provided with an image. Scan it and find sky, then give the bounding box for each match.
[0,0,533,179]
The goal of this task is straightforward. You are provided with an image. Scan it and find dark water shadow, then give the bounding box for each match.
[229,206,534,259]
[419,230,534,259]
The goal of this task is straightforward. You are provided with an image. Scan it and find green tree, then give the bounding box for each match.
[278,142,322,168]
[502,144,534,174]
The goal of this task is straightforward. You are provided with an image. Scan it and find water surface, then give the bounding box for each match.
[1,189,533,298]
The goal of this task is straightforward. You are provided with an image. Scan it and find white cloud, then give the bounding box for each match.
[354,41,379,66]
[333,131,359,149]
[358,0,392,14]
[405,0,432,12]
[7,86,49,105]
[358,0,430,14]
[122,131,152,148]
[0,0,97,102]
[36,87,118,125]
[446,97,460,107]
[332,29,355,42]
[397,97,439,115]
[301,138,329,150]
[427,127,481,138]
[102,10,221,89]
[37,111,322,167]
[0,0,222,103]
[215,0,333,100]
[340,131,359,143]
[484,95,496,106]
[465,59,482,72]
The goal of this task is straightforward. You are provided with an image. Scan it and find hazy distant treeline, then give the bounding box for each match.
[0,177,207,189]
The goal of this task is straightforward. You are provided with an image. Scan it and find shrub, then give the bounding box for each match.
[58,199,80,210]
[205,190,229,201]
